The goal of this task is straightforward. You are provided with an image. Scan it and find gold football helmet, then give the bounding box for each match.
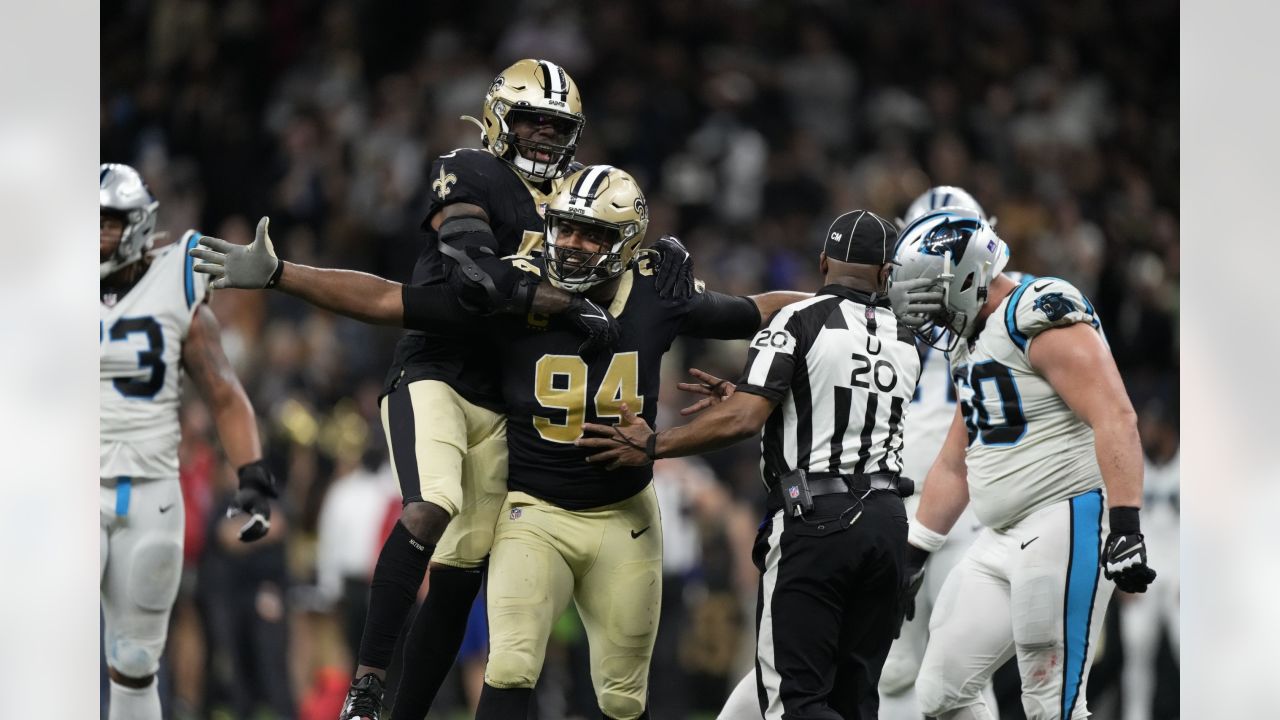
[544,165,648,292]
[464,59,585,182]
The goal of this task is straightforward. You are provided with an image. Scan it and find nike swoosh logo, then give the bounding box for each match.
[1033,282,1052,292]
[1114,544,1143,559]
[159,504,175,514]
[631,526,650,539]
[1020,536,1039,550]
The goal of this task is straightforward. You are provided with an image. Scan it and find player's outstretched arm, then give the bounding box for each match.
[183,304,276,542]
[748,291,812,327]
[1030,322,1156,592]
[190,216,471,331]
[578,391,775,468]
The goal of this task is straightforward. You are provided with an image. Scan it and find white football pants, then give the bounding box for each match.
[917,489,1114,720]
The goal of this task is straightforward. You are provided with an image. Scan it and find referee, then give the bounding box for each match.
[579,209,921,720]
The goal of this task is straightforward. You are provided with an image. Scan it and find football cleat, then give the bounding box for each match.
[338,673,386,720]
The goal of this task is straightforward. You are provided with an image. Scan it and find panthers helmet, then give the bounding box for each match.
[901,185,987,227]
[100,163,159,279]
[890,207,1009,350]
[544,165,648,292]
[466,59,584,182]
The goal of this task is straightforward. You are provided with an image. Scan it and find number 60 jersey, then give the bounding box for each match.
[949,276,1106,531]
[100,232,210,480]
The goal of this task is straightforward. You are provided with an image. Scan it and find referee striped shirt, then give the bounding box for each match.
[736,285,921,487]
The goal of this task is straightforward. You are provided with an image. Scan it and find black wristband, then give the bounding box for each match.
[237,459,278,497]
[645,432,659,461]
[265,261,284,289]
[1109,506,1141,534]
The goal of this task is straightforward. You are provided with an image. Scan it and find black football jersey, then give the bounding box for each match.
[494,257,758,510]
[383,148,578,408]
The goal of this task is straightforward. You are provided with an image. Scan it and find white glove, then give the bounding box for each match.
[887,277,944,329]
[188,216,282,289]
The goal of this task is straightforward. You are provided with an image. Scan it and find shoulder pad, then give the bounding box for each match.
[163,230,211,309]
[1005,277,1100,351]
[424,150,503,222]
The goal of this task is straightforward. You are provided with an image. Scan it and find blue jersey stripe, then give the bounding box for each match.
[1004,277,1034,351]
[115,477,133,516]
[1061,489,1103,719]
[184,232,203,308]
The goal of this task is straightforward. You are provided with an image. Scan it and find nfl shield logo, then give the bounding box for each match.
[788,486,800,499]
[509,507,522,520]
[987,239,996,252]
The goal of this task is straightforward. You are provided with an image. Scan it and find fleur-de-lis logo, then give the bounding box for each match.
[432,167,457,200]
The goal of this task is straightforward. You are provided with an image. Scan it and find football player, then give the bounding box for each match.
[190,165,805,719]
[201,58,687,720]
[887,207,1157,720]
[878,187,1000,719]
[100,163,275,720]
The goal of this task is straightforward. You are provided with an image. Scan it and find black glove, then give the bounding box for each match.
[896,544,931,637]
[227,460,278,543]
[1102,507,1158,593]
[565,294,620,360]
[651,235,696,301]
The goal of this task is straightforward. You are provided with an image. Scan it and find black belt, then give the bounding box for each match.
[768,471,909,511]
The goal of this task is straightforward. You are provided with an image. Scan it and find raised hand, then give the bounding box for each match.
[189,216,283,290]
[651,235,696,300]
[677,367,736,416]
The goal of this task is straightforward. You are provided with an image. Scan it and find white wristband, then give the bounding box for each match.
[908,519,947,553]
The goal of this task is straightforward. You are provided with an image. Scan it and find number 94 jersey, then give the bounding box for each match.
[950,277,1105,530]
[100,232,211,480]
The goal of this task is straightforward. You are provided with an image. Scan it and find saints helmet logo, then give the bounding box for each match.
[432,167,458,200]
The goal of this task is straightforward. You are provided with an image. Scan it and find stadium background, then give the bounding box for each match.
[100,1,1179,718]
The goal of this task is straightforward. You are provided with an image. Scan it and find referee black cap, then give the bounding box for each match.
[822,210,898,265]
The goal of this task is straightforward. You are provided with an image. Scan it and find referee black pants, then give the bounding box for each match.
[753,490,908,720]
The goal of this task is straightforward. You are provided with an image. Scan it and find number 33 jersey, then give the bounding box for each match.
[100,232,211,480]
[949,276,1105,530]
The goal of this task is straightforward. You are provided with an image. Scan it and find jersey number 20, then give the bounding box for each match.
[533,352,643,443]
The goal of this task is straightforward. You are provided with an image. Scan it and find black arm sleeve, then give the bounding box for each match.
[678,291,762,340]
[400,284,475,332]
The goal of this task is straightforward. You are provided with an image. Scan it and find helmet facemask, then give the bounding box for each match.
[891,208,1008,349]
[467,59,586,182]
[542,165,648,293]
[498,106,583,181]
[100,163,159,279]
[545,213,636,291]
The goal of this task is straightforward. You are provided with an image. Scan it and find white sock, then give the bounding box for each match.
[109,678,161,720]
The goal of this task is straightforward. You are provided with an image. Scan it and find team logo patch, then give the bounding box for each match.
[1033,292,1077,322]
[432,167,457,200]
[509,507,523,520]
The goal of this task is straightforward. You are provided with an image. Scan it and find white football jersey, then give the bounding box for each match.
[100,232,210,480]
[900,335,957,486]
[949,276,1104,529]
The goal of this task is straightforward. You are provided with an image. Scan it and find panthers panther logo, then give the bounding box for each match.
[1033,292,1077,322]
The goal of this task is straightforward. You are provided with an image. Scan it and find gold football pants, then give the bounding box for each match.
[485,485,663,720]
[380,379,508,568]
